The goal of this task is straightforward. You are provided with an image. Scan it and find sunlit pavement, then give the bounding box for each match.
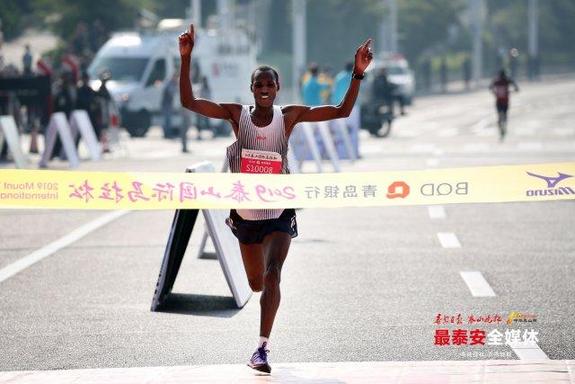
[1,360,574,383]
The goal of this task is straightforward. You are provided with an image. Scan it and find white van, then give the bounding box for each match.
[88,21,258,137]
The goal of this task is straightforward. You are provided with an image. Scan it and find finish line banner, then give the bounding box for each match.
[0,162,574,210]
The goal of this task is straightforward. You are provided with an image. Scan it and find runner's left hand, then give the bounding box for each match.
[354,39,373,75]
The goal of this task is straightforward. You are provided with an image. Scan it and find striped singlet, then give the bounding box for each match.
[226,105,290,220]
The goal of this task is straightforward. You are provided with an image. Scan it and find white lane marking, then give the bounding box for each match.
[428,205,446,219]
[426,158,440,167]
[437,232,461,248]
[459,271,496,297]
[509,342,549,360]
[0,211,129,283]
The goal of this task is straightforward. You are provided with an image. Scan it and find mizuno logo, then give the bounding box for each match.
[526,172,572,188]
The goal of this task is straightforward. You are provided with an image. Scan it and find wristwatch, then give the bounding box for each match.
[352,72,365,80]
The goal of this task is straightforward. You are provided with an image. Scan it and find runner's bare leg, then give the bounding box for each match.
[239,243,265,292]
[259,231,291,338]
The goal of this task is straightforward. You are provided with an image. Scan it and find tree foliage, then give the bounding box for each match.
[398,0,465,62]
[2,0,574,72]
[32,0,153,38]
[0,0,35,40]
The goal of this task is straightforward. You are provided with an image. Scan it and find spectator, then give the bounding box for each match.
[422,58,432,91]
[161,73,178,139]
[302,63,329,106]
[76,72,99,140]
[23,45,33,76]
[331,62,353,105]
[509,48,519,79]
[332,61,360,157]
[196,76,212,142]
[440,56,448,93]
[51,72,76,159]
[96,71,113,152]
[463,56,471,91]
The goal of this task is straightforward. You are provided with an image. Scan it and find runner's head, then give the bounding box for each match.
[498,69,507,80]
[250,66,280,107]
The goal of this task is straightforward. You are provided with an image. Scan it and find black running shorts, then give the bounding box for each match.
[496,102,509,114]
[225,209,298,245]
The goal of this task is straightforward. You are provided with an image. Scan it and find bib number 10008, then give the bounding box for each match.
[240,149,282,174]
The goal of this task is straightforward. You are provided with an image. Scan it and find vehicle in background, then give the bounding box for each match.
[359,54,415,137]
[87,19,258,137]
[380,53,415,105]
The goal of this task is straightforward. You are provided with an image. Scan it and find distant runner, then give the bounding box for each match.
[489,69,519,140]
[179,24,373,374]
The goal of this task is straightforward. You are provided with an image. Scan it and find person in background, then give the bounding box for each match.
[51,71,76,159]
[302,63,330,106]
[372,67,396,116]
[421,57,432,91]
[161,73,178,139]
[463,56,471,91]
[440,56,448,93]
[22,45,33,76]
[332,62,360,157]
[76,72,99,144]
[195,76,212,142]
[318,65,334,104]
[489,69,519,140]
[96,71,112,152]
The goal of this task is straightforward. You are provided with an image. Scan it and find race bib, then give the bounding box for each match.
[240,148,282,174]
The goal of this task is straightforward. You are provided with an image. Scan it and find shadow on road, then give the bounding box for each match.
[157,293,240,318]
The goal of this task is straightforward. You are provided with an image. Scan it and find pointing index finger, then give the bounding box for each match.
[363,38,373,50]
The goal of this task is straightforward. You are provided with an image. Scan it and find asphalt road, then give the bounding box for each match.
[1,76,574,371]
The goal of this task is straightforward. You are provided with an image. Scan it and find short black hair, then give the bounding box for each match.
[251,65,280,85]
[309,62,319,76]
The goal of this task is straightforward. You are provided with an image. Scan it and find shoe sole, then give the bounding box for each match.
[247,362,271,374]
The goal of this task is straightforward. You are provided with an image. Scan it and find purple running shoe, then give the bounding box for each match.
[247,342,271,373]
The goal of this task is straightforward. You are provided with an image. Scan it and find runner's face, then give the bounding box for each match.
[251,70,278,107]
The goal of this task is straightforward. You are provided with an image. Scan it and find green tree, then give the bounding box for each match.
[398,0,465,62]
[305,0,383,69]
[485,0,575,73]
[0,0,34,40]
[32,0,152,39]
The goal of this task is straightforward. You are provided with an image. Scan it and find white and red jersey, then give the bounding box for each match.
[226,105,290,220]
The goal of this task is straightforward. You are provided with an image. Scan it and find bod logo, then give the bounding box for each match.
[526,171,574,197]
[386,181,410,199]
[420,182,469,197]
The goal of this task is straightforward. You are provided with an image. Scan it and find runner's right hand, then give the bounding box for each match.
[179,24,195,57]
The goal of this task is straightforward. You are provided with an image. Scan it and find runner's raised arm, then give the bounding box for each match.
[179,24,241,123]
[283,39,373,133]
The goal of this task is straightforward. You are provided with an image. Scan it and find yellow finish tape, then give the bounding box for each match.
[1,162,574,210]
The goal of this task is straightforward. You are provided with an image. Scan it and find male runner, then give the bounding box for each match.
[489,69,519,140]
[179,24,372,374]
